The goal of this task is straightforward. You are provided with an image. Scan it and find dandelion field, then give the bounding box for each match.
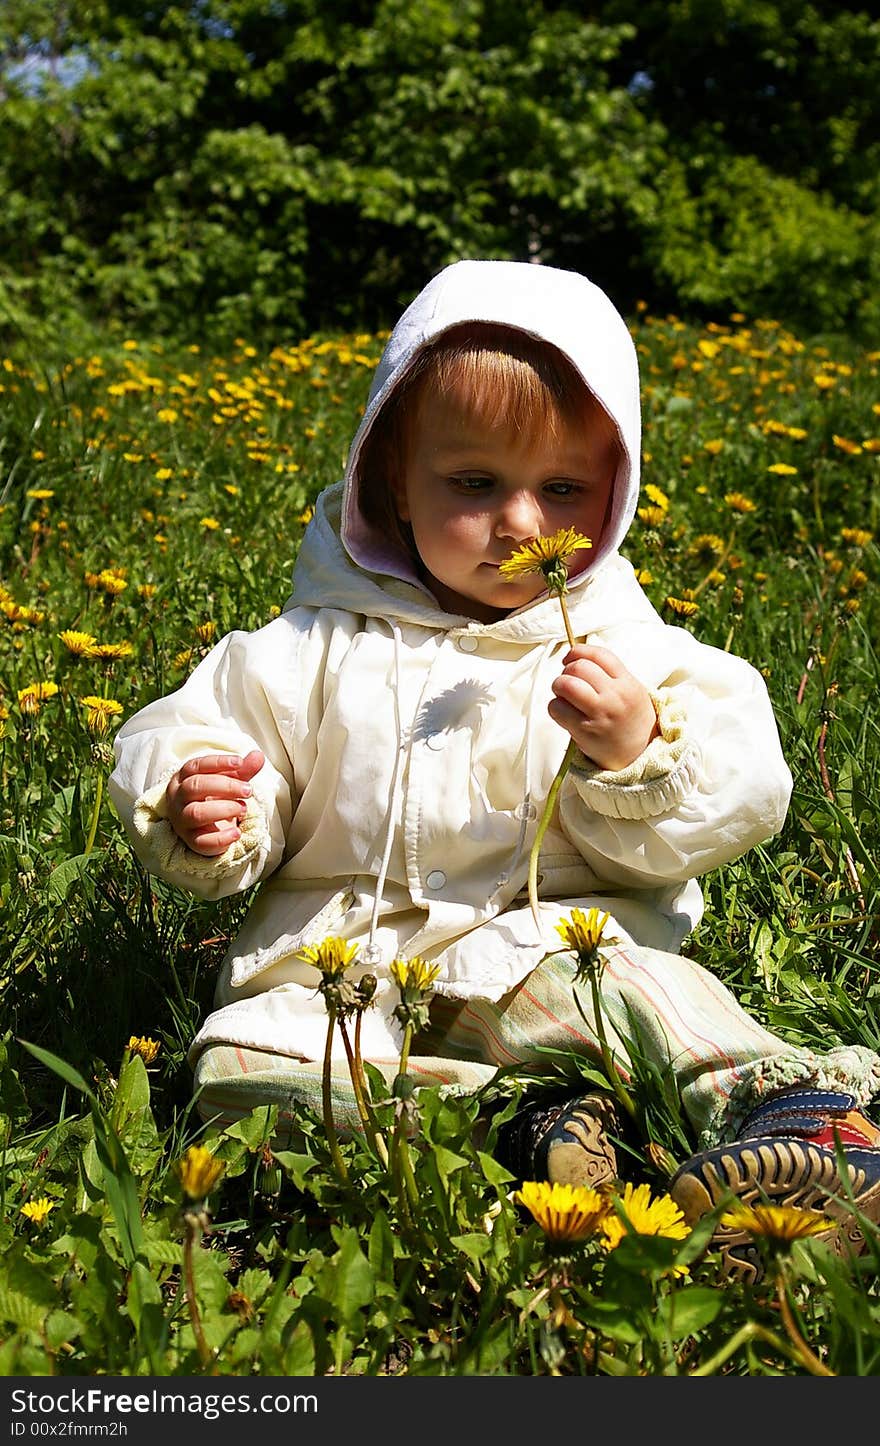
[1,309,879,1376]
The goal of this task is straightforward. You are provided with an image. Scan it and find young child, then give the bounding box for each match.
[109,260,880,1278]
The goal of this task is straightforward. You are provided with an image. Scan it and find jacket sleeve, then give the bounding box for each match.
[108,618,302,899]
[556,623,793,889]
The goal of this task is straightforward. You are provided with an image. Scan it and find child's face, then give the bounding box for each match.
[393,389,619,622]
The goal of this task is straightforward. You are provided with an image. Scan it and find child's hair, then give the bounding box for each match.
[357,321,607,564]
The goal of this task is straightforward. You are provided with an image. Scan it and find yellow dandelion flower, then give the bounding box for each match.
[122,339,139,350]
[840,527,873,547]
[497,528,592,591]
[195,621,216,644]
[27,488,55,500]
[844,598,861,615]
[18,681,59,713]
[296,936,360,979]
[79,695,123,733]
[516,1180,613,1243]
[138,583,157,599]
[556,907,615,966]
[88,642,134,662]
[702,439,724,455]
[154,467,174,481]
[633,567,654,585]
[602,1182,690,1253]
[637,505,667,527]
[665,597,699,617]
[123,452,144,463]
[724,492,757,513]
[97,570,128,596]
[832,435,862,456]
[157,408,179,424]
[127,1035,160,1064]
[58,629,98,655]
[697,340,721,360]
[20,1197,57,1225]
[848,569,868,590]
[767,463,798,475]
[224,484,240,496]
[643,483,670,511]
[389,956,442,993]
[688,533,726,559]
[178,1145,225,1202]
[173,647,194,669]
[861,438,880,453]
[200,517,220,530]
[719,1201,831,1242]
[813,374,836,389]
[297,506,314,525]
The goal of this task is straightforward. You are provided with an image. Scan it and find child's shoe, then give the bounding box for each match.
[496,1090,622,1190]
[669,1087,880,1283]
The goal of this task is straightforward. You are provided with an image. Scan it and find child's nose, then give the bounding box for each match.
[494,491,542,541]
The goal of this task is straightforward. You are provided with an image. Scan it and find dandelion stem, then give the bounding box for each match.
[182,1213,212,1370]
[338,1016,389,1167]
[321,1004,350,1186]
[529,738,578,927]
[83,770,103,857]
[691,528,736,599]
[775,1270,834,1377]
[558,593,576,649]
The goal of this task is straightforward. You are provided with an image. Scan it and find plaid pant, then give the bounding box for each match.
[193,941,880,1151]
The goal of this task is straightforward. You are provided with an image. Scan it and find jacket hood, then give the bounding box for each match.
[340,259,641,588]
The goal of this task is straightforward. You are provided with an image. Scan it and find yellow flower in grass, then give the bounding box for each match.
[643,483,670,511]
[59,629,98,655]
[200,516,220,530]
[832,435,862,456]
[88,642,134,662]
[20,1197,57,1226]
[840,527,873,548]
[602,1182,690,1271]
[556,907,616,974]
[128,1035,160,1064]
[18,681,59,713]
[498,527,592,593]
[703,439,724,455]
[389,956,442,993]
[27,488,55,500]
[633,567,654,586]
[719,1201,831,1243]
[724,492,757,514]
[80,695,123,733]
[688,533,726,560]
[637,505,667,528]
[767,463,798,476]
[178,1145,225,1202]
[665,596,699,618]
[296,936,360,980]
[516,1180,613,1243]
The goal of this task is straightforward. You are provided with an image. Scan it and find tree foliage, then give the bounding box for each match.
[1,0,878,340]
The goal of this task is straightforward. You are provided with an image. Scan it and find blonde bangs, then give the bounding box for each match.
[420,325,589,449]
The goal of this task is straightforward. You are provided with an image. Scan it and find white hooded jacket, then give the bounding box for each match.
[108,261,793,1065]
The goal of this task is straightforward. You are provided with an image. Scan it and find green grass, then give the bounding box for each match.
[0,310,878,1375]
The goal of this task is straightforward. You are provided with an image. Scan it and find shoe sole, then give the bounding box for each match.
[544,1095,620,1191]
[670,1136,880,1284]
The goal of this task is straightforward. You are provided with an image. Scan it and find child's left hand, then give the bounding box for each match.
[548,643,660,771]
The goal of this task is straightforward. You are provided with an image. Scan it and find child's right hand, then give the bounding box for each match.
[165,750,265,856]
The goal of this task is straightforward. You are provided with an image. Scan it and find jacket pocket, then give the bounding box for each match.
[229,883,356,987]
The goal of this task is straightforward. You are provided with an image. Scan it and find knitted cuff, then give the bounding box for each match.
[131,778,269,880]
[568,688,700,820]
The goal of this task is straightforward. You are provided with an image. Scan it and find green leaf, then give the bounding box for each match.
[45,849,106,903]
[656,1286,724,1336]
[476,1149,515,1187]
[449,1232,492,1263]
[282,1319,316,1376]
[274,1150,318,1191]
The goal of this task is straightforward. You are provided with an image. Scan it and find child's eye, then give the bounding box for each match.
[544,481,580,497]
[450,475,492,492]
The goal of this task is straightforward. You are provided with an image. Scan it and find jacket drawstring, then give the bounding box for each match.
[362,619,406,964]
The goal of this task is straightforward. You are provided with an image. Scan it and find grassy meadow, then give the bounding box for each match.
[0,308,879,1375]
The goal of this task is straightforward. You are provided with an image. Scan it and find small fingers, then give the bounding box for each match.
[177,798,247,829]
[175,772,252,802]
[187,822,242,856]
[562,643,626,677]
